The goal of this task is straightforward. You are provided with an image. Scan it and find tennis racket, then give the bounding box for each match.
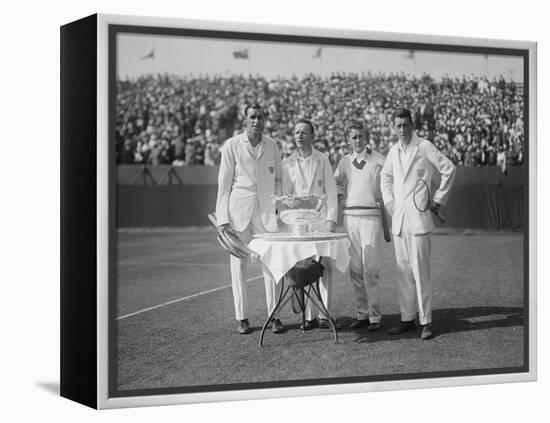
[207,212,256,259]
[373,165,391,242]
[413,179,445,223]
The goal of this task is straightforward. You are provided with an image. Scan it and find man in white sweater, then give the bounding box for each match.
[334,119,386,331]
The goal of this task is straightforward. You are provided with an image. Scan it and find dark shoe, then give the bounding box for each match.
[420,324,433,340]
[387,320,416,335]
[367,322,381,332]
[300,319,317,331]
[318,318,343,330]
[238,319,251,335]
[271,318,285,334]
[350,319,370,330]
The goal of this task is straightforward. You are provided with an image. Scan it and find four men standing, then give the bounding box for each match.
[216,105,456,340]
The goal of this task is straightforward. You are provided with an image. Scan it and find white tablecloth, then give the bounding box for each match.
[248,237,350,284]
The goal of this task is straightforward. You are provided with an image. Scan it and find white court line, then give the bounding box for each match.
[117,275,263,321]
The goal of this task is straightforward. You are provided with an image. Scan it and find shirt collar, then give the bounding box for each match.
[398,133,419,152]
[242,131,263,147]
[352,149,368,162]
[296,147,316,161]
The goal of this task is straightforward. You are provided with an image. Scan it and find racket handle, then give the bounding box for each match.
[376,199,392,242]
[431,209,445,224]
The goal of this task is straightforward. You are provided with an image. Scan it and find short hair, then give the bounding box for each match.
[392,107,414,125]
[295,118,315,135]
[244,103,264,118]
[345,119,367,137]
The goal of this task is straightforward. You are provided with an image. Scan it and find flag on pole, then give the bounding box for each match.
[233,49,249,59]
[140,48,155,60]
[405,49,415,59]
[313,47,322,58]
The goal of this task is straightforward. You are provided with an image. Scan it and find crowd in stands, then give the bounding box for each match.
[116,72,524,169]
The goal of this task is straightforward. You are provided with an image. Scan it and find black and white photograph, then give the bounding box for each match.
[105,16,533,403]
[8,1,545,420]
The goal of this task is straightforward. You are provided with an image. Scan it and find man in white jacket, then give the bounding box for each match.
[282,119,339,330]
[216,104,284,335]
[381,108,456,340]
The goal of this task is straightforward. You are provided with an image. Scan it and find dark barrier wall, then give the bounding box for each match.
[118,165,218,185]
[117,165,526,229]
[117,185,218,227]
[434,166,525,230]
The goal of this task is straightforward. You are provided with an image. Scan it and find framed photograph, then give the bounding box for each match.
[60,13,537,409]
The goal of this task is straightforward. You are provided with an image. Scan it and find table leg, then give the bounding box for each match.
[259,279,291,347]
[305,282,339,344]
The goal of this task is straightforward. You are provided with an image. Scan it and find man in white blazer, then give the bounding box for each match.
[216,103,284,335]
[282,119,339,330]
[381,108,456,340]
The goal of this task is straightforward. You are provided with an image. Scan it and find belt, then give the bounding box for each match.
[343,206,379,210]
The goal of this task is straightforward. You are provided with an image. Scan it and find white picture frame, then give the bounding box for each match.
[60,13,537,409]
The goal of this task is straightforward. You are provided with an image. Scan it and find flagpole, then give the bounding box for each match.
[152,43,156,76]
[406,50,416,78]
[320,47,323,76]
[313,47,323,76]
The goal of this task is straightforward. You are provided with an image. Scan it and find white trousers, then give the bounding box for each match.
[393,226,432,325]
[230,206,281,321]
[344,215,382,323]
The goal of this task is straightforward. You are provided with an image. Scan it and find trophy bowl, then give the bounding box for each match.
[272,194,325,234]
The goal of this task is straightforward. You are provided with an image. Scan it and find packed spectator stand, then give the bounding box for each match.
[116,72,524,169]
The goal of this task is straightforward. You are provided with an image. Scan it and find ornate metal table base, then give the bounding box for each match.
[259,261,339,346]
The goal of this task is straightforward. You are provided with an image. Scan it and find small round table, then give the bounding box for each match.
[248,233,350,346]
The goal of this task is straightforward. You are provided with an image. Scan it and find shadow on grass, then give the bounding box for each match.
[346,306,524,343]
[249,322,339,347]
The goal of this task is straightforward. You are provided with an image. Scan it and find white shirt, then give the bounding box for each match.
[296,152,315,195]
[398,139,416,172]
[251,141,262,159]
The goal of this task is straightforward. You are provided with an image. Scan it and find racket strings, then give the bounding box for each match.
[412,179,446,223]
[413,179,431,212]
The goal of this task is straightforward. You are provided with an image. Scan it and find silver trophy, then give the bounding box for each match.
[272,194,325,235]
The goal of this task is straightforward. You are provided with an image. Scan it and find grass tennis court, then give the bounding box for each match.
[115,227,525,392]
